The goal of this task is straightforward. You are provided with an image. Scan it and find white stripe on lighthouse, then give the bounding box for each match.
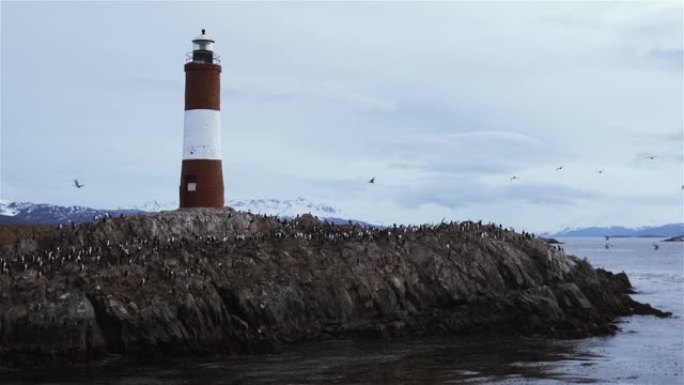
[183,109,221,160]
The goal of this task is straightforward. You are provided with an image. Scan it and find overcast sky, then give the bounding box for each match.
[1,1,682,232]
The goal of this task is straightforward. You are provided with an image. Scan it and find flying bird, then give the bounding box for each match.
[73,179,85,189]
[604,235,610,241]
[646,156,657,160]
[368,177,375,184]
[596,169,604,174]
[653,243,660,251]
[510,176,518,181]
[556,166,564,171]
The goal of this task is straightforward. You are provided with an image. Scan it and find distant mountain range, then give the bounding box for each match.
[1,199,679,236]
[543,223,684,238]
[0,198,372,226]
[127,197,341,218]
[0,200,144,225]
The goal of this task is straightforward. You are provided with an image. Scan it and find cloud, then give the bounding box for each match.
[225,76,396,112]
[381,130,549,175]
[542,2,682,67]
[390,177,599,210]
[645,48,683,69]
[630,130,684,143]
[627,130,684,166]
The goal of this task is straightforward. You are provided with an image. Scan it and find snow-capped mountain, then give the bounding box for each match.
[0,200,22,216]
[228,197,341,218]
[129,200,177,212]
[0,198,356,226]
[131,197,342,218]
[0,200,145,225]
[542,223,684,238]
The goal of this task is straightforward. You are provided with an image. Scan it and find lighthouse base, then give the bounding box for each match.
[179,159,224,208]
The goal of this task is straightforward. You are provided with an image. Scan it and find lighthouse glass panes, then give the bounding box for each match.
[192,37,215,64]
[193,40,214,52]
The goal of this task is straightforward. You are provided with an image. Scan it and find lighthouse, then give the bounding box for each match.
[179,29,224,208]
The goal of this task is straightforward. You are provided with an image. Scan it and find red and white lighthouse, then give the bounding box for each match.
[179,29,224,208]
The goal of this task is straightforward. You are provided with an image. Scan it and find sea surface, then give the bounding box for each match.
[1,237,682,385]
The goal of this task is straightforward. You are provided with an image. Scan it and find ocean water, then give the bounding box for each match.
[2,237,682,385]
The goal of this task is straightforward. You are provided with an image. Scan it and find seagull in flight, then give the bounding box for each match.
[368,177,375,184]
[646,156,657,160]
[73,179,85,189]
[556,166,564,171]
[510,176,518,181]
[596,169,604,174]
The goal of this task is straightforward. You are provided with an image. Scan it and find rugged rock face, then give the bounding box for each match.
[0,209,670,367]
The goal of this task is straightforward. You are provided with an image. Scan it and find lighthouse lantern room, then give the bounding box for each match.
[179,29,225,209]
[191,29,216,63]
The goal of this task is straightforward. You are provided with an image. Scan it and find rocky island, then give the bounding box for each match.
[0,209,670,368]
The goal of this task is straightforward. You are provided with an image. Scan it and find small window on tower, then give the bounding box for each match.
[186,175,197,192]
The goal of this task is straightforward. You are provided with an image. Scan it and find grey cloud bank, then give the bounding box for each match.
[1,1,681,233]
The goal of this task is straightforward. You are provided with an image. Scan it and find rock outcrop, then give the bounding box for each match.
[0,209,670,367]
